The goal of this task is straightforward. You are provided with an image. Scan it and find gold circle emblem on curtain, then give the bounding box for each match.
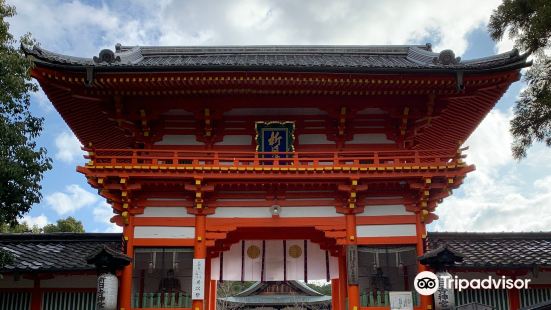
[247,245,261,259]
[288,245,302,258]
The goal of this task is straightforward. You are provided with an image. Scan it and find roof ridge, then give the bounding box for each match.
[428,231,551,239]
[0,232,122,242]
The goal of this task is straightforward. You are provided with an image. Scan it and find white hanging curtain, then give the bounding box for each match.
[210,240,338,281]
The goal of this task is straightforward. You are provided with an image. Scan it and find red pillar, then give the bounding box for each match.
[331,278,340,310]
[209,280,218,310]
[509,288,520,310]
[193,214,207,310]
[338,251,347,310]
[346,214,359,310]
[204,257,212,310]
[416,213,431,308]
[120,217,134,310]
[31,278,41,310]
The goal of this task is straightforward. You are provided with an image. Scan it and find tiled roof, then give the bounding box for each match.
[2,232,549,272]
[427,232,551,269]
[221,281,331,306]
[23,44,529,73]
[0,233,122,273]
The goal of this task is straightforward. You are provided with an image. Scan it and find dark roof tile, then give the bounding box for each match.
[0,233,123,273]
[23,44,529,73]
[427,232,551,269]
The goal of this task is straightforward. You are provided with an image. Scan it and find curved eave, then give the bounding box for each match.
[220,295,332,306]
[28,57,530,75]
[0,266,96,273]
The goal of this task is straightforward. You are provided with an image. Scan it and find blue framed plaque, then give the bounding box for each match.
[255,121,295,159]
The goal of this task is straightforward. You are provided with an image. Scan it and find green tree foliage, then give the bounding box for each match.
[0,0,52,226]
[306,281,332,296]
[0,221,41,233]
[0,0,51,268]
[489,0,551,159]
[43,217,85,233]
[0,217,84,233]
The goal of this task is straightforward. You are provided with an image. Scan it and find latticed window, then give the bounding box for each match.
[358,246,419,307]
[132,248,194,308]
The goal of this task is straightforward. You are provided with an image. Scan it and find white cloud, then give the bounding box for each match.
[433,109,551,232]
[152,0,503,56]
[21,214,49,228]
[45,184,98,215]
[495,37,515,54]
[54,131,84,164]
[93,201,122,233]
[8,0,542,233]
[8,0,506,58]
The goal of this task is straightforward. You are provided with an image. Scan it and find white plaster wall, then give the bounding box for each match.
[210,207,271,218]
[215,135,252,146]
[298,134,333,145]
[359,205,413,216]
[279,207,338,217]
[136,207,193,218]
[134,226,195,239]
[224,108,326,116]
[357,107,386,115]
[162,109,193,116]
[348,133,394,144]
[211,207,339,218]
[356,224,417,237]
[154,135,204,145]
[41,275,96,288]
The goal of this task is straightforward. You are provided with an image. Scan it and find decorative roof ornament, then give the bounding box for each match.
[86,245,131,273]
[419,243,464,272]
[93,49,120,64]
[433,49,461,65]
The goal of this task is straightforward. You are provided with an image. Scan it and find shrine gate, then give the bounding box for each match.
[25,44,528,310]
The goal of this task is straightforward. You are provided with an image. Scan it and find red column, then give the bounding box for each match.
[346,214,359,310]
[31,278,41,310]
[209,280,218,310]
[415,213,431,309]
[204,257,211,310]
[331,278,340,310]
[120,217,134,310]
[193,214,207,310]
[338,251,347,310]
[509,288,520,310]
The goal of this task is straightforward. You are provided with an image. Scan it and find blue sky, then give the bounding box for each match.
[6,0,551,232]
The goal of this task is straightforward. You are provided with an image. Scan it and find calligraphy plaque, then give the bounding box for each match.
[191,259,205,300]
[255,121,295,160]
[346,245,359,285]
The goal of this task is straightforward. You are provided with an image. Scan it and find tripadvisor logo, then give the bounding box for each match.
[414,271,439,295]
[414,271,531,296]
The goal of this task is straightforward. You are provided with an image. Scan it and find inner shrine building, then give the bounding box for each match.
[25,44,528,310]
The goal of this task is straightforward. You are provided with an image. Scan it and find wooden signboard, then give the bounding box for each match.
[346,245,358,285]
[192,259,205,300]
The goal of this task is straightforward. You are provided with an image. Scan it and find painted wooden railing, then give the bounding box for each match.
[42,291,96,310]
[132,292,192,308]
[0,291,31,310]
[520,288,551,308]
[454,289,509,310]
[86,148,463,168]
[359,290,419,307]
